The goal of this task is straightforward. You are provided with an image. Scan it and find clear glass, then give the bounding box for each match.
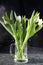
[10,43,28,63]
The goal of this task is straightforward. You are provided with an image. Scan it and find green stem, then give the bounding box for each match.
[21,33,29,51]
[15,49,25,60]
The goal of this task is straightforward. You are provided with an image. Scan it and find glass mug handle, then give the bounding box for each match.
[10,43,15,57]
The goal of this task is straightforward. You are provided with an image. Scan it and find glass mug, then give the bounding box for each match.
[10,43,28,63]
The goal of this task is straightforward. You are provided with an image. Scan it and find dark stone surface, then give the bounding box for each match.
[0,47,43,65]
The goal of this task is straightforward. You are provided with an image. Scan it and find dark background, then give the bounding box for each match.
[0,0,43,53]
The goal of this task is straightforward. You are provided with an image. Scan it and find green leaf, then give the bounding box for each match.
[10,10,14,22]
[0,21,13,36]
[2,12,10,24]
[29,11,40,38]
[21,16,27,41]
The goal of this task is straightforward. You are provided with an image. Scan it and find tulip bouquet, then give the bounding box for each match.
[0,10,43,63]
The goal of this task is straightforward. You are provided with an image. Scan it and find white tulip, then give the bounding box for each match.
[17,15,21,22]
[14,12,21,22]
[36,16,43,25]
[38,19,43,25]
